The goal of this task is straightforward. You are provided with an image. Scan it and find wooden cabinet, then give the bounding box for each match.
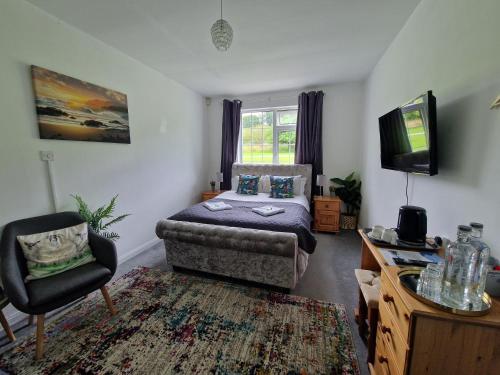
[201,190,225,201]
[358,230,500,375]
[313,195,341,233]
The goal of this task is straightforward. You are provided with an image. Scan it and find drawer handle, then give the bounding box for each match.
[378,355,389,364]
[381,325,391,335]
[382,294,394,303]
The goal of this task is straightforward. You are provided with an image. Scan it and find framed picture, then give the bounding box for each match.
[31,65,130,144]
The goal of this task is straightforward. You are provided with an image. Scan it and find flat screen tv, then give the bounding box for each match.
[379,91,437,175]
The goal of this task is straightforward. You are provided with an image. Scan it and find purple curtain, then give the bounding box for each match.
[220,99,242,190]
[295,91,324,198]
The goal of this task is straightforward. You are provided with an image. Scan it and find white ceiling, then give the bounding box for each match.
[27,0,420,96]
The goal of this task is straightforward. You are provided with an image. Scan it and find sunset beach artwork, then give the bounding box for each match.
[31,65,130,144]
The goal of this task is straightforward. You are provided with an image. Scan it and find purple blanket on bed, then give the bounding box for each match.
[168,198,317,254]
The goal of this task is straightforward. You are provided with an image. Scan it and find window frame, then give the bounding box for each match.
[238,105,298,165]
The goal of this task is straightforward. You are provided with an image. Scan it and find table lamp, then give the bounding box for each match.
[216,172,224,190]
[316,174,327,196]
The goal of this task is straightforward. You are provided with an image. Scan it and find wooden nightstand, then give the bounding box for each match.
[201,190,225,201]
[313,195,341,233]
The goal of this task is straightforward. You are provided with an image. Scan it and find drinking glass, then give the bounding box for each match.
[424,263,444,302]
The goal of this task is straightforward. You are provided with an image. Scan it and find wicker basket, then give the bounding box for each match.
[341,214,358,230]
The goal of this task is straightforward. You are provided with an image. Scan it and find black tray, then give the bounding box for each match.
[363,228,439,251]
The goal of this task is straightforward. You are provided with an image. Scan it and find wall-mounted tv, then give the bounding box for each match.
[379,91,437,175]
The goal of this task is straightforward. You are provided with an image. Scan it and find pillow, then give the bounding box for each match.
[260,175,271,193]
[17,222,96,281]
[231,176,239,191]
[298,176,307,196]
[268,175,306,196]
[270,176,295,198]
[236,174,260,195]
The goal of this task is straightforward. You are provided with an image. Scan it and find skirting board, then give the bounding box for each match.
[0,237,161,332]
[117,237,162,264]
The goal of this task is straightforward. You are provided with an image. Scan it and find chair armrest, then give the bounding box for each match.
[0,227,29,311]
[88,230,117,275]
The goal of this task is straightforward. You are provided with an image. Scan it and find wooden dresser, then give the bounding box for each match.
[313,195,341,233]
[358,230,500,375]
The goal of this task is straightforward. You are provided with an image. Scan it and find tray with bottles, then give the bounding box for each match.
[398,268,492,316]
[398,222,492,316]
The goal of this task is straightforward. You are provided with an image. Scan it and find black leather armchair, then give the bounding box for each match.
[0,211,118,359]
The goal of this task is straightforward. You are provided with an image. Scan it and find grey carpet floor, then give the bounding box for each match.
[1,230,369,375]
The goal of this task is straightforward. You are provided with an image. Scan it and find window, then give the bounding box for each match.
[401,98,429,152]
[239,106,297,164]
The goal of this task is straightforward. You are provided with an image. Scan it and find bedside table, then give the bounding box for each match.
[201,190,225,201]
[313,195,341,233]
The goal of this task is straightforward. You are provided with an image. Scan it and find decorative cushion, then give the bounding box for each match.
[17,222,96,282]
[236,174,260,195]
[270,176,295,198]
[269,175,305,196]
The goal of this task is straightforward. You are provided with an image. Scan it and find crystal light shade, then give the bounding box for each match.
[211,19,233,51]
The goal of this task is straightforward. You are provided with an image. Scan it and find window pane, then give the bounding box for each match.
[403,110,428,152]
[240,108,297,165]
[278,110,297,126]
[278,130,296,165]
[241,111,273,164]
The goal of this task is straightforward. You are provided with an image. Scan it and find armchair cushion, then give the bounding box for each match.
[17,222,96,281]
[27,262,111,308]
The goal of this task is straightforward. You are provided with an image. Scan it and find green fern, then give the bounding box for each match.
[72,194,130,241]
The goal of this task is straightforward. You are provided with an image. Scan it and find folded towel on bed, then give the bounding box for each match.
[252,205,285,217]
[203,201,232,211]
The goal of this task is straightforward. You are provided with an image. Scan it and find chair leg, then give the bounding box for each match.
[100,286,117,316]
[367,307,379,364]
[0,310,15,342]
[357,289,368,339]
[28,314,34,326]
[35,314,45,360]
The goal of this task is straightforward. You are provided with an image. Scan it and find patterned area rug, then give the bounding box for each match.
[0,267,359,374]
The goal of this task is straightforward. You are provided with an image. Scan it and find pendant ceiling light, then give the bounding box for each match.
[211,0,233,51]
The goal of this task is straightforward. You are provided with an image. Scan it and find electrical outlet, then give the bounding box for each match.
[40,150,54,161]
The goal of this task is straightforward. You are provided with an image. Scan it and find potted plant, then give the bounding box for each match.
[209,179,216,192]
[72,194,130,241]
[329,172,362,230]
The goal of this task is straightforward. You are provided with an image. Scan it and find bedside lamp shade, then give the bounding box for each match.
[316,174,327,187]
[316,174,327,196]
[216,172,224,183]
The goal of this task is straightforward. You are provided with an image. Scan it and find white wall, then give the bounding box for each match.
[0,0,208,321]
[360,0,500,257]
[206,83,365,187]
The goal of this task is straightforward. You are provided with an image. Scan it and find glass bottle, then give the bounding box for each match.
[469,222,491,303]
[441,225,474,308]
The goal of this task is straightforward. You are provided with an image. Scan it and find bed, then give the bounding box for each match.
[155,163,315,289]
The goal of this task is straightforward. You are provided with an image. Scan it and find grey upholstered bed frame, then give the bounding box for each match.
[156,164,312,289]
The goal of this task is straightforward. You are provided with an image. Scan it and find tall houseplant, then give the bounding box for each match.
[329,172,362,230]
[72,194,130,241]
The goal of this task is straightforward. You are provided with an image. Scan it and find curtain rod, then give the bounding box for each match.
[212,94,299,105]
